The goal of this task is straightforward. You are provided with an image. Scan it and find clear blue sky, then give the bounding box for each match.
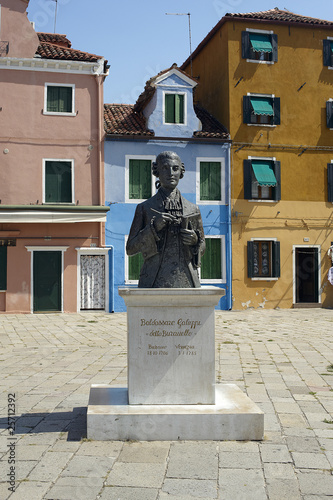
[27,0,333,105]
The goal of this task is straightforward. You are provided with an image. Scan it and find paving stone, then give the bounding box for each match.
[6,481,50,500]
[100,486,159,500]
[286,436,322,453]
[219,451,262,469]
[265,478,301,500]
[260,444,292,463]
[291,451,331,469]
[218,469,267,500]
[118,441,169,463]
[167,442,218,479]
[28,451,73,481]
[61,455,113,477]
[106,462,166,488]
[263,462,296,479]
[297,470,333,496]
[162,478,217,498]
[76,440,123,457]
[44,476,104,500]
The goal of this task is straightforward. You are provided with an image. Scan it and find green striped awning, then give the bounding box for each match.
[250,33,273,53]
[250,97,274,116]
[252,161,277,187]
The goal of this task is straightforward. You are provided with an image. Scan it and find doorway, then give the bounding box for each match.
[33,251,61,312]
[80,254,106,310]
[294,246,320,304]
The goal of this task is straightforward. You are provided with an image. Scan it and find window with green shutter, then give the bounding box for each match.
[129,159,152,199]
[201,238,222,280]
[128,253,144,281]
[165,93,185,124]
[200,162,221,201]
[46,85,73,113]
[0,246,7,291]
[45,161,72,203]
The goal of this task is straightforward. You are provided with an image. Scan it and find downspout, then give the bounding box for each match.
[227,144,232,310]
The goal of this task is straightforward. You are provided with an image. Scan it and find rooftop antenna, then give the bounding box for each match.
[165,13,192,76]
[51,0,58,33]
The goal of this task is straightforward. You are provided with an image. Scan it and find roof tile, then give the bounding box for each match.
[36,33,104,63]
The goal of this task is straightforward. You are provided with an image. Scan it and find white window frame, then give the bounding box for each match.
[199,234,226,284]
[26,246,69,314]
[43,158,75,204]
[292,245,321,304]
[246,92,276,128]
[196,157,226,205]
[247,156,277,203]
[43,83,76,116]
[125,155,155,203]
[245,28,275,65]
[75,247,110,313]
[163,91,187,126]
[250,237,279,281]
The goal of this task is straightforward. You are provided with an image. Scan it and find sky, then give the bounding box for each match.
[26,0,333,105]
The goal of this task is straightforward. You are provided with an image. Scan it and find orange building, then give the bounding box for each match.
[182,8,333,309]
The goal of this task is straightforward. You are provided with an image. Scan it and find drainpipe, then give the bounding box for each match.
[109,245,114,313]
[227,145,232,310]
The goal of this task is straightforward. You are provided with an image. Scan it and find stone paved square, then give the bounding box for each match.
[0,309,332,499]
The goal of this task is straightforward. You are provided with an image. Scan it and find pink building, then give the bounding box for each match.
[0,0,110,313]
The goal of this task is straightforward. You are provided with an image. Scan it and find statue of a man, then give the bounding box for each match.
[126,151,205,288]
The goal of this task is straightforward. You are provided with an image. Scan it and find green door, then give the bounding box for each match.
[33,251,61,312]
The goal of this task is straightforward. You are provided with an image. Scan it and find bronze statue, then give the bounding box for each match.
[126,151,205,287]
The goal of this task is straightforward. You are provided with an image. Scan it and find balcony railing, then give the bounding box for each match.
[0,42,9,57]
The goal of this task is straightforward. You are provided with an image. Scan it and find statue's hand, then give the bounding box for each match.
[180,229,198,246]
[153,213,177,232]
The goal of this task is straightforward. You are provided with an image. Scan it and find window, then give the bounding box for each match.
[127,253,144,282]
[44,160,73,203]
[125,155,154,202]
[164,93,185,124]
[44,84,75,115]
[323,39,333,67]
[244,159,281,201]
[243,95,280,126]
[242,30,278,63]
[328,163,333,202]
[0,246,7,291]
[200,236,226,283]
[326,100,333,128]
[247,240,280,279]
[197,158,225,204]
[129,159,152,200]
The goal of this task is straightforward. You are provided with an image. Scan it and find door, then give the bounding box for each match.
[80,255,105,310]
[33,251,61,312]
[295,247,319,303]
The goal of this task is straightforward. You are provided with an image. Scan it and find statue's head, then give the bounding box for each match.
[152,151,185,190]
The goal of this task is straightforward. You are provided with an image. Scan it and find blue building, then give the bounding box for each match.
[104,65,231,312]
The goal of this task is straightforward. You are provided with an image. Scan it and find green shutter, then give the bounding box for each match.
[128,253,144,281]
[47,86,72,113]
[129,160,151,199]
[45,161,72,203]
[0,246,7,290]
[175,94,184,123]
[200,162,221,201]
[165,94,175,123]
[201,238,221,279]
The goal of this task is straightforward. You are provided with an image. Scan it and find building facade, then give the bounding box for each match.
[182,8,333,309]
[104,66,232,311]
[0,0,111,313]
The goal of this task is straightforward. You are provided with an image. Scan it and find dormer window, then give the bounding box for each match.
[164,92,185,124]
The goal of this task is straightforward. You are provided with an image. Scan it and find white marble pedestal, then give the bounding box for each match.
[87,287,264,441]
